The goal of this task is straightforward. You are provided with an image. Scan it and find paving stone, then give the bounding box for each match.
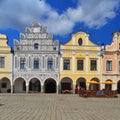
[0,94,120,120]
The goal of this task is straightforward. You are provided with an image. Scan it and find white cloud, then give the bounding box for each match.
[0,0,120,35]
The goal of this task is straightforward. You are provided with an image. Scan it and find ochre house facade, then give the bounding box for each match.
[0,34,12,93]
[60,31,102,93]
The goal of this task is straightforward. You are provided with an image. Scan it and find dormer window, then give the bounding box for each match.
[34,43,39,50]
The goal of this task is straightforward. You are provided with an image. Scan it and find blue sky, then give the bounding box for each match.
[0,0,120,49]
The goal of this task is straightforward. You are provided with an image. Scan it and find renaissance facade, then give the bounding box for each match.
[13,22,59,93]
[0,34,12,93]
[60,31,102,93]
[0,22,120,94]
[102,32,120,92]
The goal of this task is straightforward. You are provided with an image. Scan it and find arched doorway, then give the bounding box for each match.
[76,77,86,93]
[44,78,56,93]
[105,80,112,90]
[29,78,41,93]
[0,77,11,93]
[89,78,100,90]
[14,78,26,93]
[61,77,73,93]
[117,80,120,94]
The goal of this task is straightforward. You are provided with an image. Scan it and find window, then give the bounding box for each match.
[90,60,97,70]
[20,58,26,69]
[34,59,39,69]
[64,59,70,70]
[77,60,83,70]
[78,38,82,46]
[34,43,39,50]
[106,60,112,71]
[119,61,120,72]
[0,57,5,68]
[48,59,53,69]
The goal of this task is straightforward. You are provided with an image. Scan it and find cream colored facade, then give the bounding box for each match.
[0,34,12,93]
[60,31,102,93]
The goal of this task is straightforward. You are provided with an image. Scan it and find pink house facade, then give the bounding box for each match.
[102,32,120,92]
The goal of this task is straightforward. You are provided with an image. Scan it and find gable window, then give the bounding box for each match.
[34,43,39,50]
[106,60,112,71]
[90,60,97,71]
[0,57,5,68]
[20,58,26,69]
[64,59,70,70]
[47,58,53,69]
[77,60,83,70]
[78,38,83,46]
[34,59,39,69]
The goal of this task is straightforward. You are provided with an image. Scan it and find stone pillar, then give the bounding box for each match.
[112,83,117,90]
[11,85,14,94]
[86,54,88,74]
[86,84,89,90]
[41,85,44,93]
[73,83,76,94]
[56,84,59,94]
[26,85,29,93]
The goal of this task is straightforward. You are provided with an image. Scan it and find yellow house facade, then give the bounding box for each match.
[0,34,12,93]
[60,31,102,93]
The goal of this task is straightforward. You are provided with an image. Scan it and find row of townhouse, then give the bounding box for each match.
[0,22,120,94]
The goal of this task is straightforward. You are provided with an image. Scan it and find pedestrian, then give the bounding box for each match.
[77,86,81,94]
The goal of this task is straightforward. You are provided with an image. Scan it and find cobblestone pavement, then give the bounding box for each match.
[0,94,120,120]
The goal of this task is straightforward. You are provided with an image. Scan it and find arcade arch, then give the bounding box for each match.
[76,77,86,93]
[44,78,56,93]
[29,78,41,93]
[14,77,26,93]
[0,77,11,93]
[60,77,73,93]
[89,78,100,90]
[117,80,120,94]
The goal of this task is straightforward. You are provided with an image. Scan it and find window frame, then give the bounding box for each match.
[20,58,26,69]
[77,59,84,70]
[34,59,39,69]
[63,59,70,70]
[0,57,5,68]
[90,59,97,71]
[119,61,120,72]
[106,60,112,71]
[47,59,53,69]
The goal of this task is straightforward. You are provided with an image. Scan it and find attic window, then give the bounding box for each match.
[53,47,56,50]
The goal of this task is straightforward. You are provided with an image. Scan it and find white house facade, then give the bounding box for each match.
[13,22,59,93]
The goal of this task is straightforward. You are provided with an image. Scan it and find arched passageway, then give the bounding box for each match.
[44,78,56,93]
[29,78,41,93]
[0,77,11,93]
[61,77,73,93]
[89,78,100,90]
[117,80,120,94]
[105,80,112,90]
[14,78,26,93]
[76,77,86,93]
